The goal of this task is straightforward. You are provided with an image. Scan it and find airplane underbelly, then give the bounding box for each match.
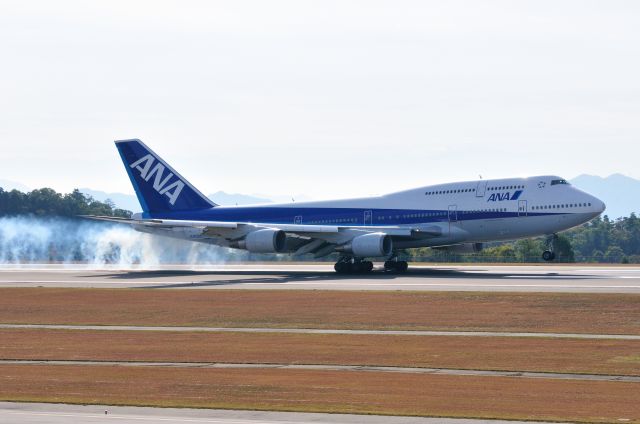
[464,214,586,242]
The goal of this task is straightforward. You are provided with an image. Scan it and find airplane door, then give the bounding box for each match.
[294,215,302,224]
[448,205,458,222]
[448,205,457,235]
[476,180,487,197]
[518,200,528,217]
[364,210,372,226]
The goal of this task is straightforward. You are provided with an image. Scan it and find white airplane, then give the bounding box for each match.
[88,139,606,273]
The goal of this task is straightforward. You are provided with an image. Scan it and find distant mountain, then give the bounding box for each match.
[257,193,313,203]
[79,189,279,211]
[570,174,640,219]
[208,191,271,206]
[79,188,142,212]
[0,179,30,192]
[208,192,312,205]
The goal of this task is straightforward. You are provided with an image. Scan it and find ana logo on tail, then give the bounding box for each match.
[129,154,185,205]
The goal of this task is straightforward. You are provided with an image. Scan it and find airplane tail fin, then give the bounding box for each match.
[115,139,216,213]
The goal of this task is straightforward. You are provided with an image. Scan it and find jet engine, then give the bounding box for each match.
[336,233,393,258]
[434,243,483,254]
[234,229,287,253]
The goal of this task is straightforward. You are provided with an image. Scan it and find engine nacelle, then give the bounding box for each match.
[337,233,393,258]
[235,229,287,253]
[434,243,483,254]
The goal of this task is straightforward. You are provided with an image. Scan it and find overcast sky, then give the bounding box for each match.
[1,1,639,199]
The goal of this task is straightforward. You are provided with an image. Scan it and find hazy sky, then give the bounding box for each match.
[1,1,639,199]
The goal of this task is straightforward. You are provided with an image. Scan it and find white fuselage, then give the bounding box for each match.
[145,175,605,251]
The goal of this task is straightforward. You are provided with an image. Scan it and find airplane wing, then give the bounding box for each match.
[82,215,443,257]
[82,215,441,237]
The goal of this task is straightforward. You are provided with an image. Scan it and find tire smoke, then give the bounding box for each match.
[0,216,235,268]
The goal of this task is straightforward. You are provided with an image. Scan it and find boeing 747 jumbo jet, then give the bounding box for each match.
[87,139,606,273]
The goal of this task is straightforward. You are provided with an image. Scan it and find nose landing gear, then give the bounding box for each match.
[542,250,556,261]
[542,234,558,262]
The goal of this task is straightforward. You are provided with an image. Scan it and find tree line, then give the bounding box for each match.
[0,188,131,218]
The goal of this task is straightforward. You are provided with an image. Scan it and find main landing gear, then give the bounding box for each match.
[333,256,409,274]
[334,257,374,274]
[384,259,408,272]
[542,234,558,262]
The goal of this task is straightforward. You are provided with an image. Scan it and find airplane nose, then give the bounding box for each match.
[591,197,606,215]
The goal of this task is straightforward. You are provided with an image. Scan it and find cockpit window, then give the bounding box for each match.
[550,179,570,186]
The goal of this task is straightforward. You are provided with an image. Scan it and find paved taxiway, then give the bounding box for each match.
[4,359,637,382]
[0,402,562,424]
[3,323,639,339]
[1,264,639,293]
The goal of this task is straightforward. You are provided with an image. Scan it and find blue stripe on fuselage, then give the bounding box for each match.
[145,206,564,226]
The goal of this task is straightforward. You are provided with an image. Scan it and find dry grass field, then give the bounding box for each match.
[1,329,640,376]
[1,364,639,423]
[2,287,639,421]
[1,288,640,334]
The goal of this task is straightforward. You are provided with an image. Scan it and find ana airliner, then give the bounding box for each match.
[88,139,606,273]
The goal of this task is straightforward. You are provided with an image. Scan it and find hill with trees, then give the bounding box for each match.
[0,188,131,218]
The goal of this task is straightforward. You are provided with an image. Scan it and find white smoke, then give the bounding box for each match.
[0,216,240,268]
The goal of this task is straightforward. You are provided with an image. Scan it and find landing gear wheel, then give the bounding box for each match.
[542,233,559,262]
[383,260,408,272]
[334,261,351,273]
[384,260,396,271]
[542,250,556,262]
[395,261,408,272]
[351,260,373,274]
[361,261,374,272]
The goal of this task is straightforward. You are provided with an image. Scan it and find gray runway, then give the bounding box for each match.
[4,359,637,382]
[3,323,639,340]
[0,402,563,424]
[1,264,640,293]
